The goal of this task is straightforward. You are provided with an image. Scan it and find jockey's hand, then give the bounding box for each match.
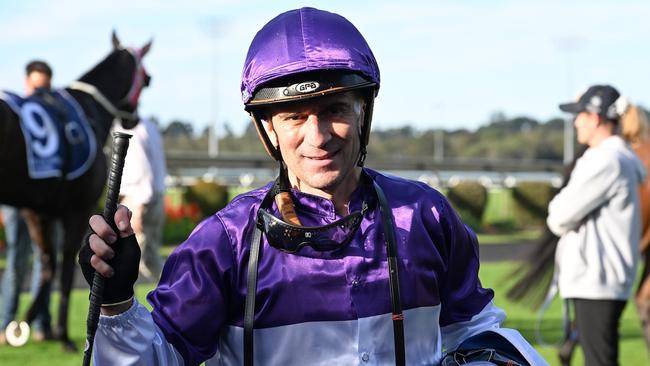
[78,205,141,309]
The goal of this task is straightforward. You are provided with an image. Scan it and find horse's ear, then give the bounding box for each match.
[112,30,121,50]
[141,38,153,57]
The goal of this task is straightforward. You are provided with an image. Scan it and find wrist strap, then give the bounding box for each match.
[101,296,134,307]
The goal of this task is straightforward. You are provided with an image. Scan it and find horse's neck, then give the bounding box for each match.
[74,51,133,148]
[67,90,113,147]
[0,101,19,158]
[634,139,650,170]
[78,55,130,104]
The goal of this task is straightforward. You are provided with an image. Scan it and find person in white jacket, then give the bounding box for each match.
[547,84,647,366]
[114,117,167,280]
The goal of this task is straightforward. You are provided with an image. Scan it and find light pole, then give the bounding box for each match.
[553,37,583,165]
[432,103,445,162]
[203,18,221,157]
[434,129,444,163]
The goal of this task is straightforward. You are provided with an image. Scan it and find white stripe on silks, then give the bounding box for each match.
[94,300,548,365]
[211,306,442,366]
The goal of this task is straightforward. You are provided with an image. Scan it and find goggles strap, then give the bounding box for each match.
[244,186,275,366]
[374,180,406,366]
[244,225,262,366]
[243,176,405,366]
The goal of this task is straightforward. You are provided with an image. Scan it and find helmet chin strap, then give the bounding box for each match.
[356,91,374,167]
[275,162,301,225]
[356,146,367,167]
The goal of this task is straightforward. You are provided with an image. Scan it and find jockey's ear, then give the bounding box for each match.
[141,39,153,57]
[112,30,121,50]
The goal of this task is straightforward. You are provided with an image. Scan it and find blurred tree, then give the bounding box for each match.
[155,108,650,161]
[164,120,194,138]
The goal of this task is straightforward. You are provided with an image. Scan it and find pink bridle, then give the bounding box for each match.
[122,47,147,108]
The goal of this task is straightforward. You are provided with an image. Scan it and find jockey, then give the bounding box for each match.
[80,7,547,365]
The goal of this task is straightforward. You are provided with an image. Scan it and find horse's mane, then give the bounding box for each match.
[506,145,587,308]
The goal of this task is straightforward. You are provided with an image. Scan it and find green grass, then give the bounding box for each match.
[0,261,647,365]
[0,286,154,365]
[480,262,648,366]
[477,229,541,245]
[482,187,516,226]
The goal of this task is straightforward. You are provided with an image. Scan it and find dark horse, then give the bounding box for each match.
[507,105,650,365]
[0,32,151,351]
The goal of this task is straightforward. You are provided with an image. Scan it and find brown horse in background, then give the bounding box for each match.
[626,107,650,353]
[0,32,151,351]
[507,105,650,364]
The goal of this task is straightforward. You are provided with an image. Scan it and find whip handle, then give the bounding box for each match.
[82,132,131,366]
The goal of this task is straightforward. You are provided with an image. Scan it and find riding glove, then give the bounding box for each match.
[78,233,141,305]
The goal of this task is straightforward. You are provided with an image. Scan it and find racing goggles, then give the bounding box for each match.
[257,201,368,254]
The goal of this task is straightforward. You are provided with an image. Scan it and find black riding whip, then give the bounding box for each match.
[82,132,131,366]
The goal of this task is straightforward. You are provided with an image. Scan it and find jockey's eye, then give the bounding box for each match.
[321,103,349,119]
[144,75,151,87]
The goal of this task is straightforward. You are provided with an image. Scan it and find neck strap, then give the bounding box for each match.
[68,81,139,122]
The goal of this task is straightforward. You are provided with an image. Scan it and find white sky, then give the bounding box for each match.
[1,0,649,135]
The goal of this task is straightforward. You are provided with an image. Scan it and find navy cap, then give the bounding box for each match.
[559,85,624,120]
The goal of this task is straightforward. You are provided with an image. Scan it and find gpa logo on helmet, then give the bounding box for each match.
[296,81,319,94]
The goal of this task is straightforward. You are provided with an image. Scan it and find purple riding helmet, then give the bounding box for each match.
[241,7,380,166]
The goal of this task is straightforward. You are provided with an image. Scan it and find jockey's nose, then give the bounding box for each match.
[303,114,332,148]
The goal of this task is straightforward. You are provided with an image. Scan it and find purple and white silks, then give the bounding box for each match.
[94,169,547,365]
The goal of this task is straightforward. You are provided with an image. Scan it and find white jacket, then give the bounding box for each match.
[547,135,646,300]
[114,118,167,205]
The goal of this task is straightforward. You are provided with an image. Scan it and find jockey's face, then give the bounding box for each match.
[25,71,51,96]
[265,91,365,200]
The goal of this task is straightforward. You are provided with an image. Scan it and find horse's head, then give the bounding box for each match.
[73,31,153,129]
[110,31,152,128]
